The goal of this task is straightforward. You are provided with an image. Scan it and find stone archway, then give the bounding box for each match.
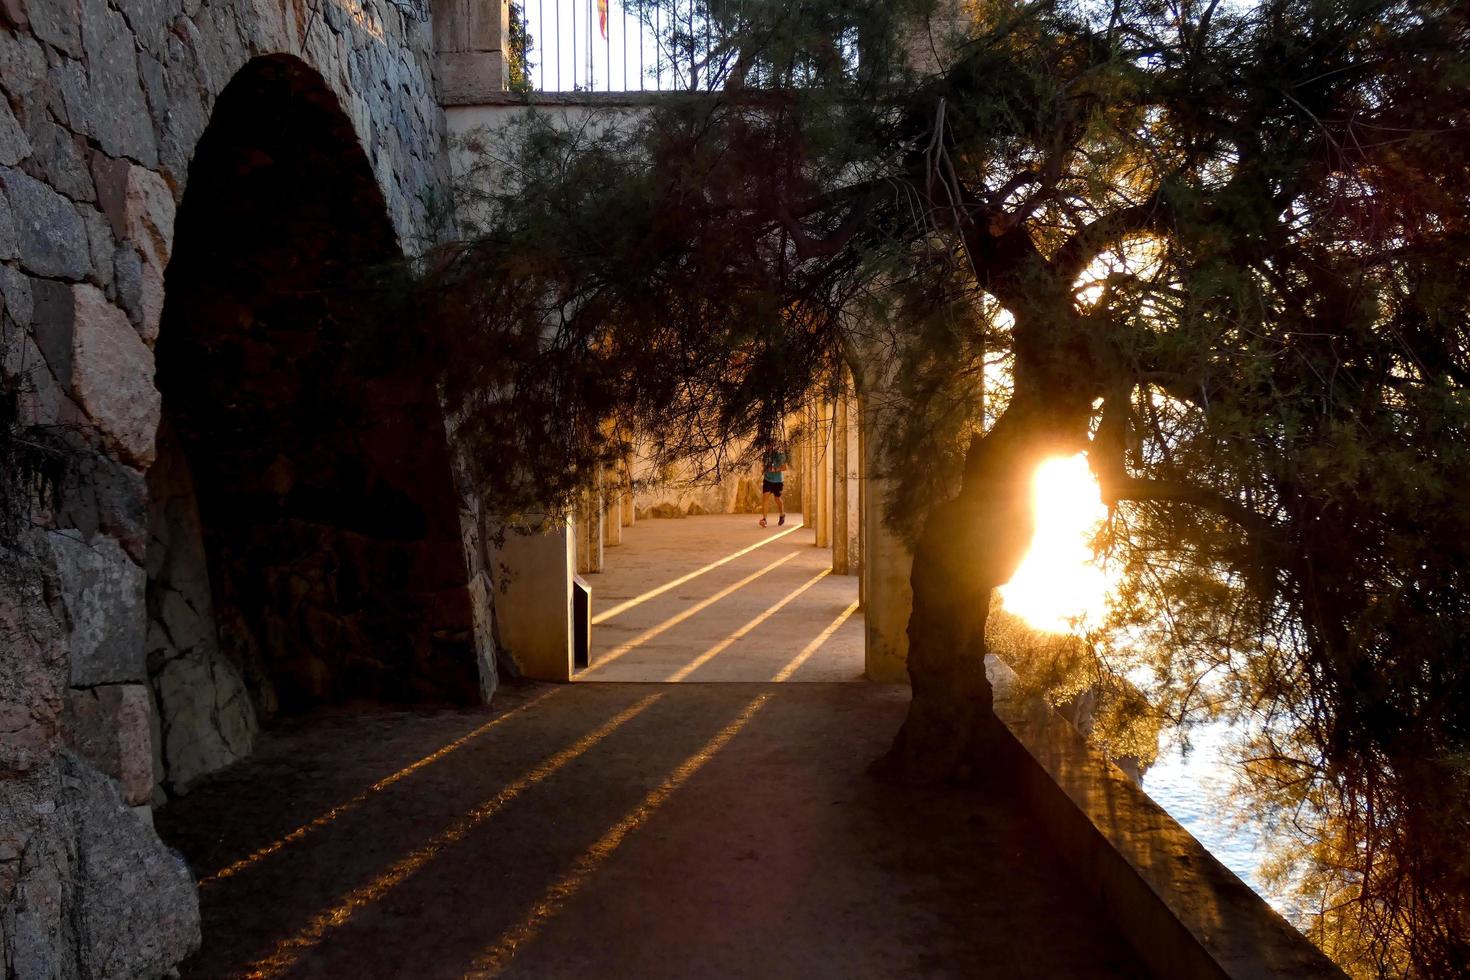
[146,55,477,795]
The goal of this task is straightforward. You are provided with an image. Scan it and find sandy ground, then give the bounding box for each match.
[155,515,1146,978]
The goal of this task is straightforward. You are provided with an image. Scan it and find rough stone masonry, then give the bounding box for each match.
[0,0,514,975]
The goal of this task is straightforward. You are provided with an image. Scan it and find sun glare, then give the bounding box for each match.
[997,454,1112,634]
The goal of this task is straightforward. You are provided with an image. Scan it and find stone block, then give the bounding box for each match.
[59,750,200,976]
[62,683,153,805]
[91,156,173,267]
[0,94,31,167]
[154,650,256,792]
[45,531,146,687]
[68,283,160,466]
[436,50,508,106]
[0,166,89,280]
[0,540,67,776]
[28,0,80,57]
[78,0,157,166]
[0,187,15,261]
[20,114,91,202]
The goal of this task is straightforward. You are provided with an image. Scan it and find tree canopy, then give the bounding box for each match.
[418,1,1470,973]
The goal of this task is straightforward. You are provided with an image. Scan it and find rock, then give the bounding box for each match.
[62,684,153,805]
[80,206,112,289]
[153,651,256,792]
[48,56,91,138]
[0,539,67,776]
[0,263,32,326]
[648,502,686,519]
[685,501,708,516]
[0,188,16,261]
[45,531,146,687]
[0,28,48,103]
[27,0,80,58]
[79,0,156,166]
[59,750,200,976]
[0,95,31,167]
[112,242,143,327]
[19,115,92,203]
[0,166,89,280]
[68,283,161,466]
[0,0,28,31]
[92,155,173,263]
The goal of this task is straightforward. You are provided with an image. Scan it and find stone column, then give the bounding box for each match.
[491,518,575,681]
[603,475,623,548]
[859,386,913,683]
[576,475,604,574]
[435,0,513,104]
[833,383,862,576]
[816,401,834,549]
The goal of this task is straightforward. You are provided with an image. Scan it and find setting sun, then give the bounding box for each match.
[997,454,1113,634]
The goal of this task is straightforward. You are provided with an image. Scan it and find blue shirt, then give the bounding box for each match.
[764,452,786,483]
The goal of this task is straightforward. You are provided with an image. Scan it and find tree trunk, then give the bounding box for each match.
[879,393,1093,782]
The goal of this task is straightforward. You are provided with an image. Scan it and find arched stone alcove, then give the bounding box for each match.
[146,55,477,795]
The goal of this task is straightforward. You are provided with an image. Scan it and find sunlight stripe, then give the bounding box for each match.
[664,569,830,682]
[201,689,557,887]
[772,601,860,682]
[240,693,663,980]
[461,693,773,978]
[578,551,799,676]
[591,521,805,624]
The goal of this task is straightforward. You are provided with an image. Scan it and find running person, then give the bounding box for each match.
[759,445,787,528]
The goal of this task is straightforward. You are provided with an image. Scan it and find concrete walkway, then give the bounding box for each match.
[582,514,865,682]
[158,684,1146,979]
[155,514,1147,978]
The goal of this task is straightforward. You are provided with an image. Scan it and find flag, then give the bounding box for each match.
[597,0,608,39]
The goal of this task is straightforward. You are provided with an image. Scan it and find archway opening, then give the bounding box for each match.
[146,55,477,795]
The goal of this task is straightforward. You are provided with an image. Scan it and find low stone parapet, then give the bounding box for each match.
[987,655,1345,980]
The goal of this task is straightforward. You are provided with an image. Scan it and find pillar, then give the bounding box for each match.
[833,384,862,576]
[860,400,913,683]
[434,0,512,104]
[491,517,575,681]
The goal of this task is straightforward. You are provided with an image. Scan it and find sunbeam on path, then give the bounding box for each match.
[460,693,774,979]
[664,569,831,682]
[240,693,663,980]
[773,601,860,682]
[577,551,800,677]
[200,689,558,887]
[591,521,806,625]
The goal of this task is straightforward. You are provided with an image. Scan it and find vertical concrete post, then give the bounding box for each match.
[492,517,575,681]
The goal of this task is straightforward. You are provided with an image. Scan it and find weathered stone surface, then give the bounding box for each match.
[79,0,156,166]
[20,115,92,202]
[0,262,32,326]
[60,750,200,975]
[0,166,88,279]
[62,684,153,805]
[80,206,112,289]
[0,27,49,102]
[0,190,16,261]
[54,442,149,562]
[68,282,160,465]
[153,652,257,793]
[111,241,143,326]
[45,531,146,687]
[0,95,31,167]
[48,56,90,138]
[26,0,80,57]
[0,538,67,776]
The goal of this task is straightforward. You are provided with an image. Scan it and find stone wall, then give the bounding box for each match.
[0,0,471,975]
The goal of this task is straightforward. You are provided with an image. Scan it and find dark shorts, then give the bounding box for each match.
[762,479,784,497]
